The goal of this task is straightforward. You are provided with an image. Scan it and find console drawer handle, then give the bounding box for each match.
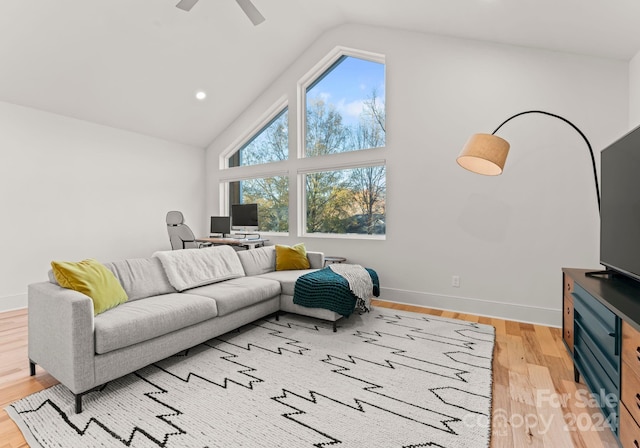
[635,440,639,448]
[636,393,640,409]
[637,347,640,362]
[609,332,615,337]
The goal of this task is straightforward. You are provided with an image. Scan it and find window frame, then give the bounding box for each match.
[220,97,289,170]
[217,47,387,240]
[218,169,290,236]
[297,46,386,160]
[218,97,291,236]
[296,47,386,239]
[297,159,387,240]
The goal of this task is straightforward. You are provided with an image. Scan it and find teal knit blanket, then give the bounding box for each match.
[293,267,380,317]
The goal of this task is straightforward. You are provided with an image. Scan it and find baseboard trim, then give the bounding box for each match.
[0,289,560,326]
[378,287,560,328]
[0,294,27,313]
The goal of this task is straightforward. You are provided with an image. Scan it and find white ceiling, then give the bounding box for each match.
[1,0,640,148]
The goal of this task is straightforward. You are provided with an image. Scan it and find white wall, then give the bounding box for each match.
[0,101,206,312]
[206,24,629,327]
[630,50,640,128]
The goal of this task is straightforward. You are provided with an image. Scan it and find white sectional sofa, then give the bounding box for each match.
[28,245,341,413]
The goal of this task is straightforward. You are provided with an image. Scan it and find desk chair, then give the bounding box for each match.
[166,211,212,250]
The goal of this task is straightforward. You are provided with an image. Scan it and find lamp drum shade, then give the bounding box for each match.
[457,133,510,176]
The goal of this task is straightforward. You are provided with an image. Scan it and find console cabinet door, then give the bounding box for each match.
[563,268,640,447]
[622,321,640,447]
[622,321,640,379]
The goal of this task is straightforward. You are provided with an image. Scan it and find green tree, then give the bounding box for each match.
[364,88,386,134]
[347,90,386,234]
[241,176,289,232]
[305,98,350,156]
[236,110,288,166]
[305,172,352,233]
[347,166,386,234]
[305,91,386,234]
[230,111,289,232]
[305,97,351,232]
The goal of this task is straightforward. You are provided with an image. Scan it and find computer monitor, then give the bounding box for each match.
[231,203,259,232]
[210,216,231,236]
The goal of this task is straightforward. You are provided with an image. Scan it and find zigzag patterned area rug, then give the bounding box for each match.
[7,308,495,447]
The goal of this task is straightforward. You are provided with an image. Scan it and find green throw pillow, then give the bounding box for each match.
[51,258,128,315]
[275,243,311,271]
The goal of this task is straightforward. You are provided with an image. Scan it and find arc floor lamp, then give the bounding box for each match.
[456,110,601,214]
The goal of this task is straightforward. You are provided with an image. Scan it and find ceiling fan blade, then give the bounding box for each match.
[236,0,265,25]
[176,0,199,12]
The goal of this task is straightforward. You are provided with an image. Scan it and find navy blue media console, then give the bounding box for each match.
[563,268,640,447]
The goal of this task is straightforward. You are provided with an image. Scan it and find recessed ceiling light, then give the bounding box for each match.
[195,91,207,101]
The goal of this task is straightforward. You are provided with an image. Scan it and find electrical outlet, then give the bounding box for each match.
[452,275,460,288]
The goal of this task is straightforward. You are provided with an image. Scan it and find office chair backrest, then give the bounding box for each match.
[166,211,198,250]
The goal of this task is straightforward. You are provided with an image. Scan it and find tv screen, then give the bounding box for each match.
[210,216,231,236]
[600,124,640,282]
[231,203,259,230]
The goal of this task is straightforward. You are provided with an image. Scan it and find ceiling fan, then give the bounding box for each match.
[175,0,265,26]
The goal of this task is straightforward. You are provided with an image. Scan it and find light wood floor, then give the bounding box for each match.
[0,301,620,448]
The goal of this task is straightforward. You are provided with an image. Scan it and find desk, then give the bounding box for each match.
[324,256,347,267]
[196,237,268,250]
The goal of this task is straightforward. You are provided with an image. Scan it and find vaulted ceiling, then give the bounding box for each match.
[2,0,639,147]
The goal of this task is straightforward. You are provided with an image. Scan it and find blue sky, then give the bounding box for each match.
[307,56,385,127]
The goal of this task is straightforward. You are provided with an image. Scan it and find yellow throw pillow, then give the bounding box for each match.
[275,243,311,271]
[51,258,128,315]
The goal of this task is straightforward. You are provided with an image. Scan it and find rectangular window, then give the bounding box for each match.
[304,165,385,236]
[229,176,289,232]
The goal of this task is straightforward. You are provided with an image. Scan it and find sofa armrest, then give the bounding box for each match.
[28,282,96,394]
[307,251,324,270]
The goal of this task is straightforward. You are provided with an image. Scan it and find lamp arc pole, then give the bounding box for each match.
[491,110,601,214]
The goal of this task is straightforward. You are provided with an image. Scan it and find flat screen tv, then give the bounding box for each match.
[231,203,259,232]
[210,216,231,236]
[600,124,640,282]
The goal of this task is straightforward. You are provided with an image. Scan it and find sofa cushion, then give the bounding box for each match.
[104,257,176,302]
[258,269,318,296]
[94,293,218,354]
[187,277,280,316]
[236,246,276,276]
[50,258,128,316]
[154,245,245,292]
[275,244,311,271]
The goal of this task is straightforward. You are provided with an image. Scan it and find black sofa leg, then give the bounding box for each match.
[29,360,36,376]
[275,312,279,322]
[75,394,83,414]
[333,321,337,332]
